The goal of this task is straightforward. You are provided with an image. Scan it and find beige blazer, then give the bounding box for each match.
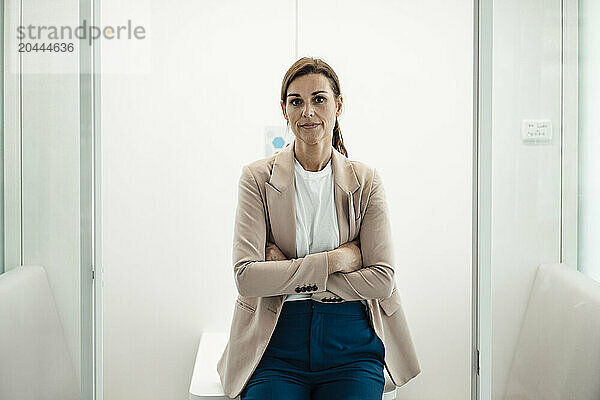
[217,141,420,398]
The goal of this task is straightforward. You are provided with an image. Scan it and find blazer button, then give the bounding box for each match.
[311,285,317,291]
[295,286,301,293]
[301,286,307,292]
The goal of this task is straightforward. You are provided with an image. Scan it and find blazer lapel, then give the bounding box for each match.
[265,140,361,260]
[265,143,296,258]
[331,143,361,243]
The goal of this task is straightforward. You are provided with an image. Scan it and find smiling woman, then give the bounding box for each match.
[281,59,347,163]
[283,74,340,164]
[283,77,340,150]
[216,57,420,400]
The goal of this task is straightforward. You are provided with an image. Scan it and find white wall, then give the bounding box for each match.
[101,1,473,399]
[491,0,563,398]
[578,0,600,282]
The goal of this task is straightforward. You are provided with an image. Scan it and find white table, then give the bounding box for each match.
[189,332,397,400]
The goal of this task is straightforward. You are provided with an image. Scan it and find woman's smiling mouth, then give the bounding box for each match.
[300,123,320,129]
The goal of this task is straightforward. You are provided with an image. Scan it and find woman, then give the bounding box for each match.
[217,57,420,399]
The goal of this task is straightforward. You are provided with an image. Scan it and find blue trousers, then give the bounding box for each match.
[240,299,386,400]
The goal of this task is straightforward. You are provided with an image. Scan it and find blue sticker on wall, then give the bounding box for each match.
[272,136,285,149]
[264,126,289,157]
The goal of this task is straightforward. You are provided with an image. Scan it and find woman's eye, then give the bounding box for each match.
[289,96,325,106]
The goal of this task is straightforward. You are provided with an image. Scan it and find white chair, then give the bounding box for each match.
[505,263,600,400]
[0,265,80,400]
[190,332,398,400]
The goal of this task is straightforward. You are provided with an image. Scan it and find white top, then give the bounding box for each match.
[284,153,366,307]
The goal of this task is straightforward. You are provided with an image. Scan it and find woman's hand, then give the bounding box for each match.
[266,239,362,275]
[265,242,288,261]
[327,239,362,274]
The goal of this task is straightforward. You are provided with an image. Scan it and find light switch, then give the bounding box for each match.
[521,119,552,144]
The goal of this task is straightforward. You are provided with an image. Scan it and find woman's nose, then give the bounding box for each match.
[302,105,314,118]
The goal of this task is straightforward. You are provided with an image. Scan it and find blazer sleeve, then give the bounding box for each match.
[312,168,395,301]
[232,165,330,297]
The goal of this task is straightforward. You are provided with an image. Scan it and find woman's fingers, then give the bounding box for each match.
[265,242,287,261]
[340,239,360,250]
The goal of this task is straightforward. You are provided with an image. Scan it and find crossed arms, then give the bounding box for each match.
[232,165,396,301]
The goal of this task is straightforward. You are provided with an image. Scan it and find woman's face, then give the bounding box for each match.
[281,73,343,146]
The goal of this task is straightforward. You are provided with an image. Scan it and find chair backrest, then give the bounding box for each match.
[505,263,600,400]
[0,265,80,400]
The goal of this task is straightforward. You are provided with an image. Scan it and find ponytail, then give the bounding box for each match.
[332,117,347,158]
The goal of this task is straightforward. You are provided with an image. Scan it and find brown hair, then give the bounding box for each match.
[280,57,348,158]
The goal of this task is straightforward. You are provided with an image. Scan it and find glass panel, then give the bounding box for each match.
[578,0,600,283]
[0,0,91,397]
[484,1,600,399]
